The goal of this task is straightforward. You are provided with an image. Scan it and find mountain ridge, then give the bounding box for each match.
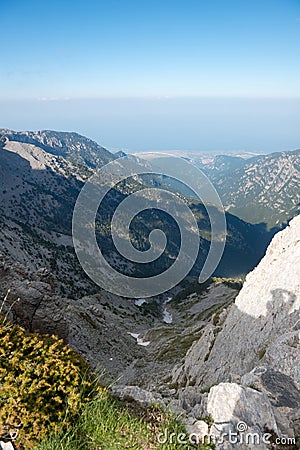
[0,128,299,448]
[0,128,115,168]
[191,149,300,228]
[0,129,279,285]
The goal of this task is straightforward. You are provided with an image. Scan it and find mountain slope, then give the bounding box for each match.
[209,150,300,227]
[169,215,300,447]
[173,214,300,388]
[0,128,115,168]
[0,129,279,287]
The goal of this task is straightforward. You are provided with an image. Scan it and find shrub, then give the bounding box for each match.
[0,315,94,449]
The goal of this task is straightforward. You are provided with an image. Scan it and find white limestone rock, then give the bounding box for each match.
[207,382,278,450]
[0,442,15,450]
[173,215,300,389]
[110,385,164,408]
[185,419,209,444]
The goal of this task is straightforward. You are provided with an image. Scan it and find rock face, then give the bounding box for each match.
[0,255,68,338]
[207,382,278,450]
[173,215,300,389]
[111,385,164,408]
[241,366,300,438]
[0,253,148,379]
[171,215,300,447]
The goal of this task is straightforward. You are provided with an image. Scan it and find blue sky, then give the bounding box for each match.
[0,0,300,152]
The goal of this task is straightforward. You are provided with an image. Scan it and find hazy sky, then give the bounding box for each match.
[0,0,300,152]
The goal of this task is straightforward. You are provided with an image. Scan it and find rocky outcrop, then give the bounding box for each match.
[241,366,300,439]
[0,255,67,338]
[0,253,156,379]
[170,215,300,447]
[207,382,279,449]
[173,216,300,388]
[111,385,164,408]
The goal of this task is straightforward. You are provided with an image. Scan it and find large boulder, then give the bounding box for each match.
[241,366,300,438]
[207,382,278,450]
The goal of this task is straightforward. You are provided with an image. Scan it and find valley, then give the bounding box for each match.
[0,129,299,449]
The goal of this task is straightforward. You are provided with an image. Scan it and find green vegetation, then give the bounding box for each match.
[0,315,94,449]
[173,278,213,304]
[212,277,244,290]
[0,311,213,450]
[156,332,202,362]
[37,392,213,450]
[258,347,267,360]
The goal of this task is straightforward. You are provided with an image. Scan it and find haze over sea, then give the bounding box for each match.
[1,97,300,153]
[1,0,300,153]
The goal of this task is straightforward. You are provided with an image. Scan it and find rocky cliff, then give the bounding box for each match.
[173,215,300,387]
[169,215,300,448]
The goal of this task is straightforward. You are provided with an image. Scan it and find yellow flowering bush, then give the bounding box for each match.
[0,316,93,449]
